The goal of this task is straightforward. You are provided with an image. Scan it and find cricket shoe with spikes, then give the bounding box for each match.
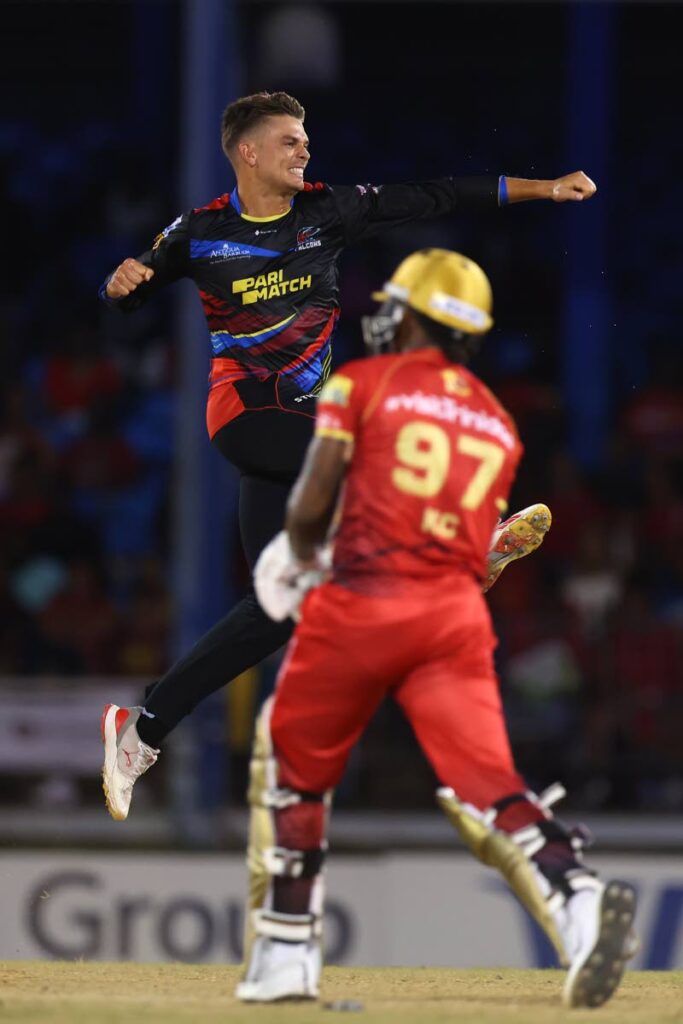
[483,503,552,593]
[101,704,159,821]
[554,875,638,1009]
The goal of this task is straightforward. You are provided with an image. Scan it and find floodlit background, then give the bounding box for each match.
[0,0,681,970]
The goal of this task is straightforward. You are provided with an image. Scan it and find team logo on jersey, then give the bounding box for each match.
[355,184,381,196]
[318,373,354,407]
[152,214,183,249]
[295,225,321,250]
[232,268,313,304]
[441,369,472,397]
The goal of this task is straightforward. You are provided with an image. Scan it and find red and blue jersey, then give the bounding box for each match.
[101,177,500,437]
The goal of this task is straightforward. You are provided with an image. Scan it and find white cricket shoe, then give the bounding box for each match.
[483,503,552,592]
[100,704,159,821]
[236,935,321,1002]
[555,876,637,1008]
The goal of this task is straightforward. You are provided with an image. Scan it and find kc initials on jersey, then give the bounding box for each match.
[421,506,460,540]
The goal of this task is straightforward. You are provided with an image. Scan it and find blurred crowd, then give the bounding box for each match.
[1,1,681,815]
[0,128,176,679]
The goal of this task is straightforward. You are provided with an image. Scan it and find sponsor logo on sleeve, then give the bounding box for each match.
[441,369,472,397]
[152,214,183,249]
[318,374,354,407]
[316,410,348,433]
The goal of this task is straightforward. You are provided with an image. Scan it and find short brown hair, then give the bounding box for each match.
[221,91,305,159]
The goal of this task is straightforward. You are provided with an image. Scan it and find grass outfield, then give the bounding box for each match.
[1,963,681,1024]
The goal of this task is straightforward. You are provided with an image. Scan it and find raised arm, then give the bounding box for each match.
[504,170,597,204]
[105,258,154,299]
[330,169,597,245]
[99,212,191,312]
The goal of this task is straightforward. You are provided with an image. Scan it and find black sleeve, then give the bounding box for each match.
[329,176,501,246]
[98,212,192,313]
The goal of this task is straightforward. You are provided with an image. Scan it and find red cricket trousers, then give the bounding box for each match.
[270,575,527,809]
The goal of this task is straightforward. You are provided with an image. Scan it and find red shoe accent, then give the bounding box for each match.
[114,708,130,734]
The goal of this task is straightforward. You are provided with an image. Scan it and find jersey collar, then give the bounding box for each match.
[230,186,293,223]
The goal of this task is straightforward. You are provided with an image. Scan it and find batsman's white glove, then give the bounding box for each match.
[254,530,332,622]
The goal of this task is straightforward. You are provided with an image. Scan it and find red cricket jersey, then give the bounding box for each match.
[315,348,523,592]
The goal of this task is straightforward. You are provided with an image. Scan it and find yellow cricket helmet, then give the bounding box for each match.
[372,248,494,335]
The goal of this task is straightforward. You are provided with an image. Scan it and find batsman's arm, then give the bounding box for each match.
[287,362,367,561]
[286,437,350,564]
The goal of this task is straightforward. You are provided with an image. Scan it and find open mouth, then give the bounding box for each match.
[289,166,306,179]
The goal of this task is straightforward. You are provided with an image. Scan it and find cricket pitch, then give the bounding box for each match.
[1,962,680,1024]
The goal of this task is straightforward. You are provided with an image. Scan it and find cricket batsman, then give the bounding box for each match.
[100,90,594,821]
[239,248,637,1008]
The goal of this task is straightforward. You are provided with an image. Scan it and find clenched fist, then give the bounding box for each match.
[550,171,597,202]
[106,258,155,298]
